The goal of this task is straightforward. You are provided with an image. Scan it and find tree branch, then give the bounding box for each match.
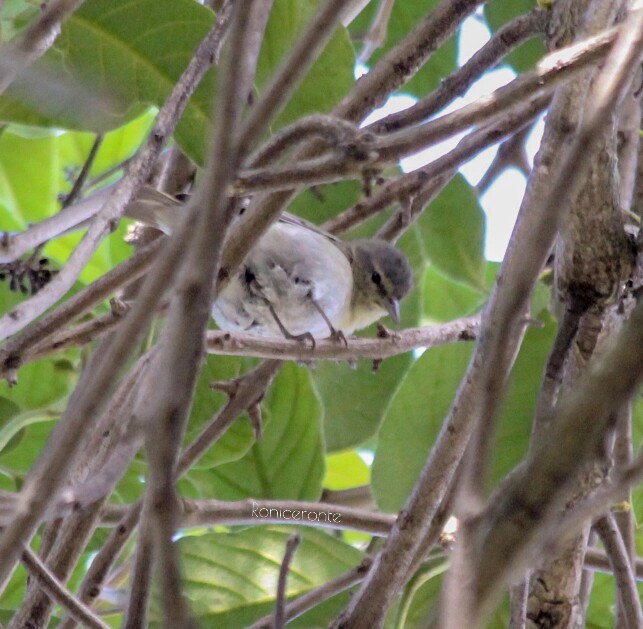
[274,534,301,629]
[594,513,643,629]
[369,7,548,134]
[205,315,480,361]
[19,547,109,629]
[334,9,643,627]
[0,6,234,594]
[249,558,373,629]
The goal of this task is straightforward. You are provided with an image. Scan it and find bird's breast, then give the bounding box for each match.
[213,222,354,338]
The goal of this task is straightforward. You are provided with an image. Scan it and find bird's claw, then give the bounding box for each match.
[289,330,316,350]
[329,328,348,347]
[376,323,399,341]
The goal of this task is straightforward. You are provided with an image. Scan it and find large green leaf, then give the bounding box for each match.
[288,180,363,227]
[0,0,355,165]
[205,363,325,501]
[372,341,472,513]
[410,174,486,289]
[256,0,354,131]
[0,356,76,411]
[0,0,212,135]
[421,265,487,323]
[349,0,457,100]
[372,311,556,513]
[150,527,363,627]
[323,450,370,489]
[314,352,412,451]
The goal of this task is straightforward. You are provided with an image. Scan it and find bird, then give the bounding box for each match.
[126,188,413,344]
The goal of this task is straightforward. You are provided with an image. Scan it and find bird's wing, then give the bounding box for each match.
[279,212,353,262]
[126,186,354,263]
[125,187,182,234]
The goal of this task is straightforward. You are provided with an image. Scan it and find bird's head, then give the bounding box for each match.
[350,239,413,324]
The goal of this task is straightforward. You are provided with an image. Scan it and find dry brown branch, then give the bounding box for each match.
[335,7,643,627]
[0,6,235,594]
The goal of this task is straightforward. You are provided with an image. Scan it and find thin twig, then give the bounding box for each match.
[458,7,643,622]
[205,315,480,361]
[238,0,356,156]
[0,237,163,382]
[594,513,643,629]
[122,516,155,629]
[508,580,528,629]
[137,2,268,626]
[61,502,143,628]
[170,497,394,537]
[64,361,280,619]
[232,27,615,195]
[19,547,109,629]
[11,352,151,628]
[61,133,105,208]
[249,558,373,629]
[274,534,301,629]
[0,0,236,340]
[585,548,643,581]
[369,8,547,134]
[334,0,487,122]
[177,360,282,475]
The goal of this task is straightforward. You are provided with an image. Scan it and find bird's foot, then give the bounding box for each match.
[283,329,317,350]
[376,322,400,341]
[309,296,346,347]
[329,328,348,347]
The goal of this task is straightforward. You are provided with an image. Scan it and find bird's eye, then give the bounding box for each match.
[371,271,381,285]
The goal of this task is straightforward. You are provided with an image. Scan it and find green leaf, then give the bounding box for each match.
[489,313,556,485]
[396,559,446,628]
[0,562,28,613]
[584,573,620,628]
[410,175,486,288]
[349,0,457,100]
[0,0,214,139]
[0,114,152,227]
[160,527,363,627]
[288,180,363,227]
[484,0,546,74]
[0,0,355,165]
[206,363,324,500]
[372,309,556,514]
[0,114,152,283]
[0,357,76,411]
[257,0,354,130]
[372,342,472,513]
[0,421,53,477]
[0,1,39,43]
[323,450,370,489]
[313,352,412,451]
[0,397,19,426]
[0,407,60,456]
[421,265,486,323]
[182,355,254,470]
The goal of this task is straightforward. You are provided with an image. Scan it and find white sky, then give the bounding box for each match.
[361,12,545,261]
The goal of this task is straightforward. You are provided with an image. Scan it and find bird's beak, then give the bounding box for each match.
[385,298,400,323]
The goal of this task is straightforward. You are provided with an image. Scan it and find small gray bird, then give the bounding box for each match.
[127,189,413,342]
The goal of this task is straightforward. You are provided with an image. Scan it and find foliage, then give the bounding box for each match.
[0,0,640,627]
